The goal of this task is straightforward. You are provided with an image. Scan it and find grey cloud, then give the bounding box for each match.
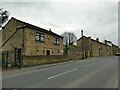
[2,1,118,46]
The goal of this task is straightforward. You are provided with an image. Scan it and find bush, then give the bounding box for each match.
[10,61,15,67]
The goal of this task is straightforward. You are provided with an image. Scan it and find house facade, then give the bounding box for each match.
[76,36,114,57]
[1,17,63,66]
[112,44,119,55]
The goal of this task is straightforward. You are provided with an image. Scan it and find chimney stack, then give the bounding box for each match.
[104,40,107,44]
[96,37,99,42]
[81,30,83,37]
[49,28,51,32]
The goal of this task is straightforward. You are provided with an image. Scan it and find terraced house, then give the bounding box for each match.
[76,35,117,58]
[0,17,64,67]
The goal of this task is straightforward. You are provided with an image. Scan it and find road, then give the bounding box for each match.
[2,56,119,88]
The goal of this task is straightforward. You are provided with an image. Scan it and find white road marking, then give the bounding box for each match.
[48,69,78,79]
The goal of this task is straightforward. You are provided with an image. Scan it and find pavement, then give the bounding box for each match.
[2,56,119,88]
[2,60,76,76]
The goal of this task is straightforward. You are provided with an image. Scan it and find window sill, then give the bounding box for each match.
[35,40,45,43]
[54,44,60,45]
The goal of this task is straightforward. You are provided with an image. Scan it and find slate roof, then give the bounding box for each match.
[7,17,63,38]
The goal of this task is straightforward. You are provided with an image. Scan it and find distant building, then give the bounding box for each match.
[112,44,119,55]
[77,35,114,57]
[0,17,63,65]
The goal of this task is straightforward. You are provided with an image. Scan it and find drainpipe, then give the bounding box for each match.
[17,26,26,69]
[21,28,25,68]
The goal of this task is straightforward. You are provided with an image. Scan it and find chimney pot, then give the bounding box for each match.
[81,30,83,37]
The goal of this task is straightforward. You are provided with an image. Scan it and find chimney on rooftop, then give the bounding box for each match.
[104,40,107,44]
[81,30,83,37]
[96,37,99,42]
[49,28,51,32]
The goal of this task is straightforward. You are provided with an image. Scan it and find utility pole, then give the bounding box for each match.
[81,30,84,59]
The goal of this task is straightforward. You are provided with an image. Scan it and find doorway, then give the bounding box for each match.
[46,50,50,55]
[14,48,22,68]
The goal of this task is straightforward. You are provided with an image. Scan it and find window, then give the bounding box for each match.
[36,32,44,42]
[36,33,40,41]
[40,34,44,42]
[54,38,59,45]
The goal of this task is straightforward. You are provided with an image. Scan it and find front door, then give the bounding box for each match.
[46,50,50,55]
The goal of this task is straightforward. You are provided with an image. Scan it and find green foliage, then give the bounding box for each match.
[10,61,15,67]
[0,8,10,27]
[68,45,77,49]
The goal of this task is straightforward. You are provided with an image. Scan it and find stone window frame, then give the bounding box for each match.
[36,32,45,42]
[53,37,60,45]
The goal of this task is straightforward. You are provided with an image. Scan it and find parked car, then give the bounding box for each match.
[115,53,120,56]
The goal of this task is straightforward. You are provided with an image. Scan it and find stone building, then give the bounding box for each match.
[77,35,113,58]
[76,36,92,58]
[112,44,119,55]
[0,17,63,66]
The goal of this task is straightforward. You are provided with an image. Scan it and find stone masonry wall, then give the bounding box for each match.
[25,27,63,56]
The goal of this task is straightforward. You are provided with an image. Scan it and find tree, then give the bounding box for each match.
[0,8,10,28]
[61,32,77,46]
[61,32,77,54]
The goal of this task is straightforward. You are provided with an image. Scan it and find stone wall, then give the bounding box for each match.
[112,44,119,55]
[1,28,23,62]
[1,17,64,67]
[23,55,69,66]
[25,27,63,56]
[68,48,83,60]
[1,18,24,47]
[91,40,100,57]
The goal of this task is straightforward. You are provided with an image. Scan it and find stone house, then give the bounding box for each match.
[112,44,119,55]
[76,35,113,57]
[0,17,64,66]
[76,36,92,58]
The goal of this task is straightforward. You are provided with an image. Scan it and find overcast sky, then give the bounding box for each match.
[1,0,119,46]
